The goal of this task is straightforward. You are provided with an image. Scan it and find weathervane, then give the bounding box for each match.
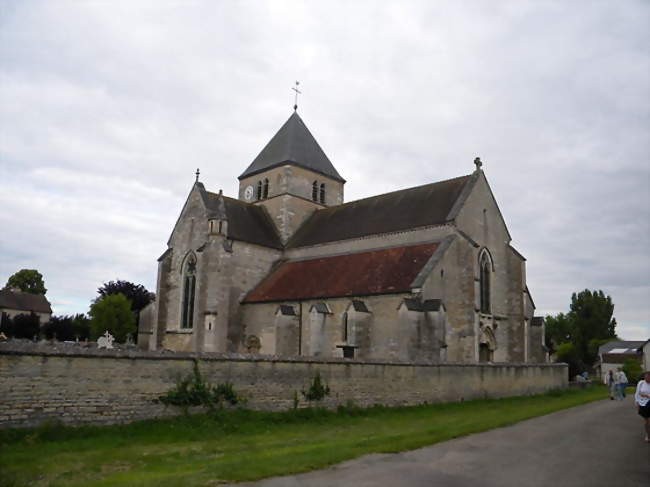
[195,168,200,182]
[292,81,301,110]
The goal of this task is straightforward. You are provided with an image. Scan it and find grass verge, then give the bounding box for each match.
[0,386,607,487]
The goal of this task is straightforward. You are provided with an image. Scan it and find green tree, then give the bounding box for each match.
[89,294,135,343]
[72,313,91,340]
[569,290,617,364]
[96,280,154,315]
[546,290,618,367]
[544,312,574,354]
[622,358,643,384]
[5,269,47,295]
[555,342,584,378]
[96,280,155,335]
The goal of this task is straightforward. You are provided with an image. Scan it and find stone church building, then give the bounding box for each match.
[139,111,547,364]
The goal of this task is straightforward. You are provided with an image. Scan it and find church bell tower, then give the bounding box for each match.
[238,111,345,243]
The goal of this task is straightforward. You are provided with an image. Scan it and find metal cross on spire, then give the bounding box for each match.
[292,81,301,111]
[195,168,200,182]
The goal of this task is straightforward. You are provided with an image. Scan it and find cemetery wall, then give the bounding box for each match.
[0,345,567,428]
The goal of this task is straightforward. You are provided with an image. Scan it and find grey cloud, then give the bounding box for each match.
[0,0,648,339]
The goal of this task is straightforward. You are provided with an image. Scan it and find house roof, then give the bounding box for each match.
[243,242,441,303]
[202,191,283,249]
[287,173,476,248]
[0,289,52,314]
[598,340,646,355]
[602,352,641,364]
[238,111,345,183]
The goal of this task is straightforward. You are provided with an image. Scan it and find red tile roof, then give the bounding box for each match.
[243,242,440,303]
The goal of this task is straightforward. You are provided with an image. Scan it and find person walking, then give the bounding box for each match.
[634,371,650,442]
[616,368,628,399]
[607,370,616,400]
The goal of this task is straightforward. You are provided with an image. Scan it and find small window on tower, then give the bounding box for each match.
[312,181,318,201]
[263,178,269,199]
[320,183,326,204]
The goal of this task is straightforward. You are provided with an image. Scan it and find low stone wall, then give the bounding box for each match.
[0,343,567,429]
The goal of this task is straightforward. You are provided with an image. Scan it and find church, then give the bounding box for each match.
[138,110,548,364]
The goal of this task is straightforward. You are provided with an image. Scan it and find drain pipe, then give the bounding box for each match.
[298,301,303,356]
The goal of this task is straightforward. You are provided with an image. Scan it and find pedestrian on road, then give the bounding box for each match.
[607,370,616,400]
[616,368,628,400]
[634,371,650,443]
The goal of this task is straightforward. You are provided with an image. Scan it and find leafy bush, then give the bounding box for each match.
[40,314,90,341]
[157,360,242,413]
[42,316,75,341]
[6,313,41,339]
[302,372,330,402]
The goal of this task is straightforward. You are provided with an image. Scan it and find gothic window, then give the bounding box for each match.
[181,254,197,329]
[480,251,491,314]
[312,181,318,201]
[256,180,262,200]
[263,178,269,199]
[342,311,349,342]
[319,183,326,204]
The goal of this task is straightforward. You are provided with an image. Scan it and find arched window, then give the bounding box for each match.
[263,178,269,199]
[181,254,197,329]
[256,180,262,200]
[479,251,491,314]
[312,181,318,201]
[319,183,326,204]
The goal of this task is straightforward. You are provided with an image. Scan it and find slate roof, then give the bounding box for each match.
[243,242,441,303]
[277,305,296,316]
[601,352,642,364]
[287,174,475,248]
[202,191,283,249]
[351,300,370,313]
[598,340,647,355]
[0,289,52,314]
[402,298,444,312]
[239,111,345,183]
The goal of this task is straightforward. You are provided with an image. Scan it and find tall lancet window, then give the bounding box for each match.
[181,254,197,329]
[479,252,491,314]
[319,183,326,204]
[263,178,269,199]
[256,180,263,200]
[312,181,318,201]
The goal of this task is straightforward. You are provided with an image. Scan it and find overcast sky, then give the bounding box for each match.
[1,0,648,340]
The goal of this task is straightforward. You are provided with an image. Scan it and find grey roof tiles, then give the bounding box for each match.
[287,174,474,248]
[239,111,345,182]
[0,289,52,314]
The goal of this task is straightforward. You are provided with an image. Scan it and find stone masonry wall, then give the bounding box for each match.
[0,344,567,429]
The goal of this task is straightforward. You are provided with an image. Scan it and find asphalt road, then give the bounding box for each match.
[231,395,650,487]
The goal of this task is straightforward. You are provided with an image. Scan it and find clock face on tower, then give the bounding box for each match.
[244,185,254,201]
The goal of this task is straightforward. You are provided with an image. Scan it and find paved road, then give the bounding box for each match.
[231,395,649,487]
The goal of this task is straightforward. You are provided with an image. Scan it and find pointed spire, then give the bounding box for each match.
[238,112,345,182]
